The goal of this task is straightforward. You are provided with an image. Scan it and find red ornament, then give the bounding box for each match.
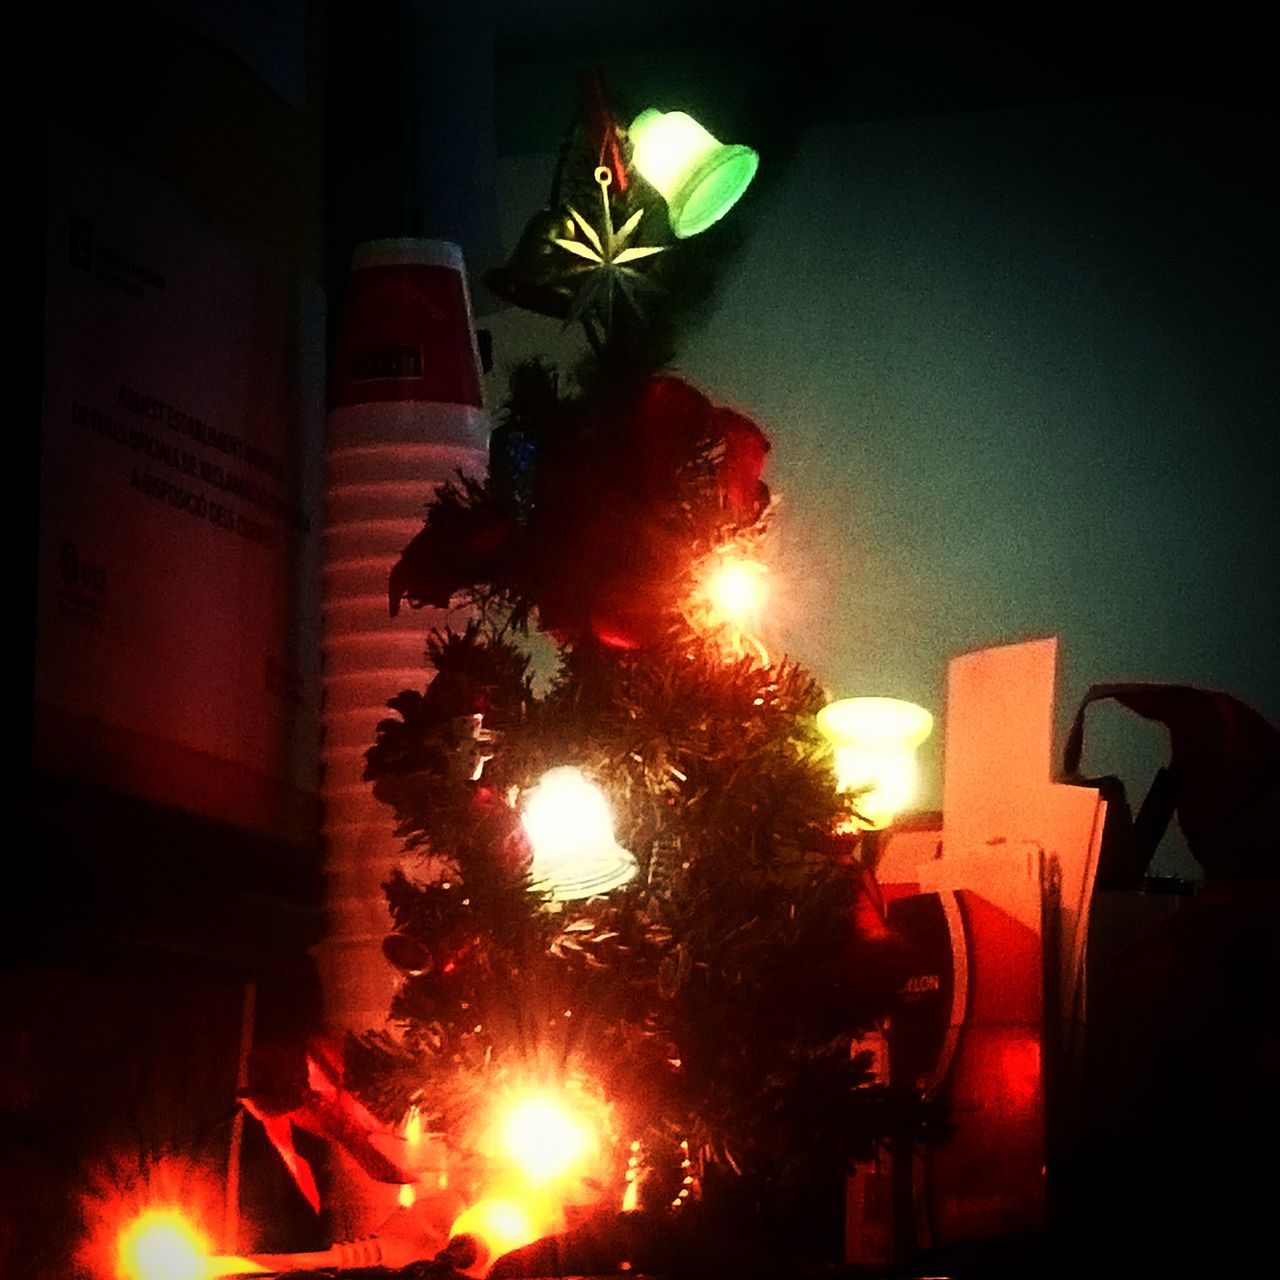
[589,609,655,651]
[388,373,772,651]
[622,376,770,517]
[625,376,709,491]
[537,376,772,649]
[714,407,771,517]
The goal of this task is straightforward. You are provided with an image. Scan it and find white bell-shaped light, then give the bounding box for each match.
[521,766,637,901]
[817,697,934,830]
[629,108,759,238]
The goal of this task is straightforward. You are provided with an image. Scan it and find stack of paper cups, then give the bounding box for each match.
[320,238,488,1036]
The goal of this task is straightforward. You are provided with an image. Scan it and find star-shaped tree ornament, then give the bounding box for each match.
[555,167,667,335]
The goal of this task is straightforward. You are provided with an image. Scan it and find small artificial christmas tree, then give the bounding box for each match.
[348,76,925,1273]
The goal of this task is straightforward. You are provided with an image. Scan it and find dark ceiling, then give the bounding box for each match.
[489,6,1268,155]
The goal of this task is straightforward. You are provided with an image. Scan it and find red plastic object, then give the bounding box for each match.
[332,242,482,410]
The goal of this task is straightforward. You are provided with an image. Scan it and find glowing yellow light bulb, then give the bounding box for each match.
[816,697,934,830]
[705,555,766,628]
[520,767,636,901]
[117,1209,209,1280]
[686,550,771,664]
[496,1091,595,1186]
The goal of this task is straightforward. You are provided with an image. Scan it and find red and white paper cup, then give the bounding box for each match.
[320,238,489,1042]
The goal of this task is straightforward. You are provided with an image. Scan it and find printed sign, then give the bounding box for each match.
[37,131,323,838]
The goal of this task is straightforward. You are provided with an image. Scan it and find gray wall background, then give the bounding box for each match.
[484,87,1277,878]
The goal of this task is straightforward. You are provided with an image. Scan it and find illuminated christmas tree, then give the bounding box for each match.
[349,78,926,1273]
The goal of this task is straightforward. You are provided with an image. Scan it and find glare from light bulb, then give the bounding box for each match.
[621,1177,641,1212]
[403,1105,425,1147]
[450,1197,541,1272]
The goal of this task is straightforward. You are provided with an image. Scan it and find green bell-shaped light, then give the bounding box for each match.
[629,108,758,238]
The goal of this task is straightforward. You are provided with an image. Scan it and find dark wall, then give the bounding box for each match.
[11,5,327,1273]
